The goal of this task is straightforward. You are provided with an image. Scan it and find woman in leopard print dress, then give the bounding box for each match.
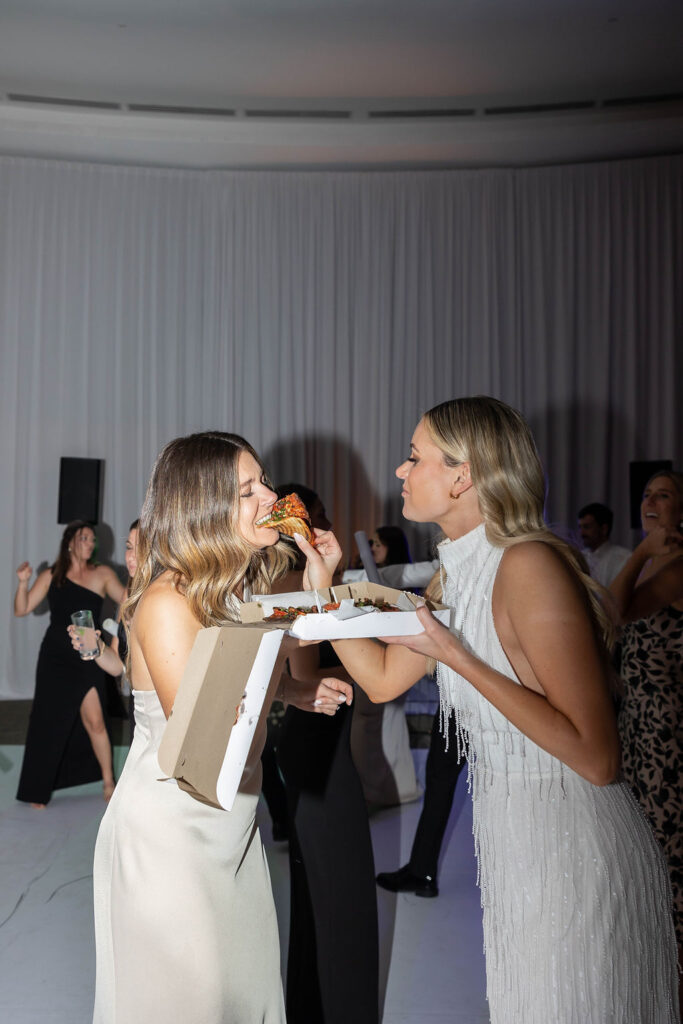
[610,471,683,995]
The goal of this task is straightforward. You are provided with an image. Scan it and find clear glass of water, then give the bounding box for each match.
[70,610,100,660]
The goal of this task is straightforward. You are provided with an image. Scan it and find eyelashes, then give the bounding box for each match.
[241,476,269,499]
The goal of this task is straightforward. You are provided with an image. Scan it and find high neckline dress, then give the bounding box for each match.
[437,524,678,1024]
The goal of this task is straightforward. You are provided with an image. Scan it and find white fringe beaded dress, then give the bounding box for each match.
[437,524,678,1024]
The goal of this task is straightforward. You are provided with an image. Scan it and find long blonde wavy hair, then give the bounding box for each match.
[124,431,294,628]
[422,396,615,650]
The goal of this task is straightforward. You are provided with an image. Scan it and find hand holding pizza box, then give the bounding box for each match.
[242,581,452,640]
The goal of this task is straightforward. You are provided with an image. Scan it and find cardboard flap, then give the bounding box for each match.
[158,624,285,810]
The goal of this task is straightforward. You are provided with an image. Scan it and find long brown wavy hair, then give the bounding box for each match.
[423,396,615,650]
[51,521,96,587]
[124,432,294,628]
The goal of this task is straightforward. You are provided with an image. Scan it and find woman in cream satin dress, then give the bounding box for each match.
[92,432,350,1024]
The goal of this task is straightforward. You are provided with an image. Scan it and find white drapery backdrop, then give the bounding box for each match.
[1,154,681,697]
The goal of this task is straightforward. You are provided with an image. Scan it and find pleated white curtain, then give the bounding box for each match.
[1,154,681,697]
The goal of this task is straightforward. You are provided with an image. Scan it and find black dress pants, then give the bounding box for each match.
[409,709,466,879]
[278,701,379,1024]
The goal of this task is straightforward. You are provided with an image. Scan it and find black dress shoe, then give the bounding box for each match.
[376,864,438,898]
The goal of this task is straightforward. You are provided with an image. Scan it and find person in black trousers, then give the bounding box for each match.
[376,709,466,897]
[275,483,379,1024]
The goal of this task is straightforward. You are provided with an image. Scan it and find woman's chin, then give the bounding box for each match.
[401,505,424,524]
[253,527,280,549]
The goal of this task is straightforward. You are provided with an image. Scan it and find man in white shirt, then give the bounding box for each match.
[577,502,631,587]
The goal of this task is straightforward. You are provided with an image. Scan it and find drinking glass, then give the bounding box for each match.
[70,610,100,660]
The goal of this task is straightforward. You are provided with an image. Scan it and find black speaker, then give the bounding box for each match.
[629,460,672,529]
[58,457,103,524]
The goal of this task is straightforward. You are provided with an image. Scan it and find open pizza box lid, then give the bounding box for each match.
[242,581,452,640]
[158,622,287,811]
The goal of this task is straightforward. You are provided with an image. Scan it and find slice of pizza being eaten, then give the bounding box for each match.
[255,493,313,543]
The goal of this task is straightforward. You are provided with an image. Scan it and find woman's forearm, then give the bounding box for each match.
[14,581,29,616]
[95,640,125,678]
[608,548,650,620]
[332,637,425,702]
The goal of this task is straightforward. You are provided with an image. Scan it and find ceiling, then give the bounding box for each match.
[1,0,682,169]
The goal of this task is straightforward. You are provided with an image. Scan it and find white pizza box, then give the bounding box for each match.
[158,622,287,811]
[242,581,451,640]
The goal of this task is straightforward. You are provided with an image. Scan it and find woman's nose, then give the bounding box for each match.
[396,461,408,479]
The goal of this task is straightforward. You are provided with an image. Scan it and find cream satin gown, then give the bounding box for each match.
[92,684,285,1024]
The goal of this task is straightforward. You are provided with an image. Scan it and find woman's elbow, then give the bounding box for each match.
[584,746,621,787]
[585,765,618,787]
[361,684,391,704]
[365,688,384,704]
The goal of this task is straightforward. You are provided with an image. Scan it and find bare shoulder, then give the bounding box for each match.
[134,575,198,635]
[498,539,572,584]
[101,563,121,579]
[90,563,119,582]
[496,539,585,614]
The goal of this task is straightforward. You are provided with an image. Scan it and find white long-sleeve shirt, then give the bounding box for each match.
[342,559,439,590]
[583,541,631,587]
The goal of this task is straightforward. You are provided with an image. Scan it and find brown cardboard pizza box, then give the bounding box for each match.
[243,581,451,640]
[158,622,287,810]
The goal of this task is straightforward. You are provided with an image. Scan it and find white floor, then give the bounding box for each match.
[0,745,489,1024]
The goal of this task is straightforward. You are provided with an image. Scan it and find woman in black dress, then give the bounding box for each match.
[273,484,379,1024]
[14,521,125,807]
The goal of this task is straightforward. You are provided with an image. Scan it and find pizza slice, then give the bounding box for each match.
[255,493,313,543]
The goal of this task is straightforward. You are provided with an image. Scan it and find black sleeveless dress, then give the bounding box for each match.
[277,644,379,1024]
[16,579,110,805]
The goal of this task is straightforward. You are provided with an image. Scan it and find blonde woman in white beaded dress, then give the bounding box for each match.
[300,397,679,1023]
